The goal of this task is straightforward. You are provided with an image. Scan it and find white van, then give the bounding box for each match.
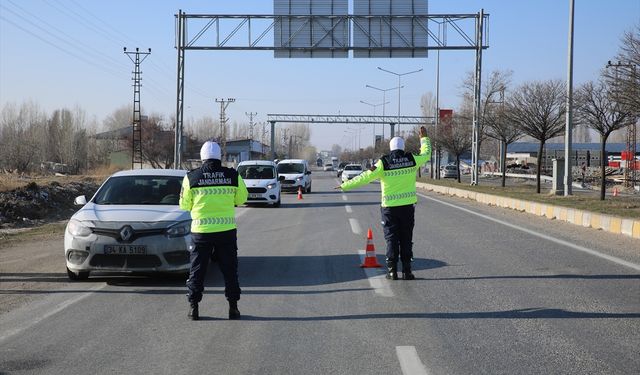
[277,159,312,193]
[237,160,283,207]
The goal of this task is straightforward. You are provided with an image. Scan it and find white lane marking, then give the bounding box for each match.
[345,205,353,213]
[236,207,249,218]
[358,250,394,297]
[396,346,429,375]
[349,218,362,235]
[0,283,107,343]
[342,194,348,201]
[418,192,640,272]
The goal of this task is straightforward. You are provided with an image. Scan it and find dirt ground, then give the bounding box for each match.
[0,174,101,229]
[0,222,69,314]
[0,174,103,314]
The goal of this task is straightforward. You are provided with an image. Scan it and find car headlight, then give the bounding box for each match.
[166,220,191,238]
[67,219,92,237]
[267,183,277,189]
[296,176,303,181]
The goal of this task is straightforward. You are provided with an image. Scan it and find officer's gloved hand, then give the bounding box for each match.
[419,126,427,138]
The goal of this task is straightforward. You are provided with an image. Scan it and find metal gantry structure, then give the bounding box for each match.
[266,114,434,159]
[124,47,151,169]
[173,11,489,172]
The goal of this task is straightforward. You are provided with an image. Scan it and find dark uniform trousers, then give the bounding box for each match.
[186,229,241,304]
[380,204,415,268]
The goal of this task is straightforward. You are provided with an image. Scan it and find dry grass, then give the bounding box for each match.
[0,170,113,193]
[418,177,640,219]
[0,221,67,248]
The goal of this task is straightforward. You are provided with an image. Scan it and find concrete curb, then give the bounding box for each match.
[416,182,640,240]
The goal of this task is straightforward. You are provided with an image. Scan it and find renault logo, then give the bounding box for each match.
[119,225,134,242]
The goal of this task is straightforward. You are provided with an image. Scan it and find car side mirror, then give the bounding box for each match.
[306,171,311,175]
[74,195,87,205]
[278,175,285,181]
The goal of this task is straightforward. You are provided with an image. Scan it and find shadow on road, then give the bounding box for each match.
[0,256,447,292]
[278,201,379,208]
[239,308,640,321]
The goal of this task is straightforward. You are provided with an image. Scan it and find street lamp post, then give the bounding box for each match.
[377,67,423,134]
[360,100,390,150]
[366,84,403,141]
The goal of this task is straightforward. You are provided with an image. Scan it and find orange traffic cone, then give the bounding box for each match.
[360,228,383,268]
[613,187,619,197]
[297,186,304,200]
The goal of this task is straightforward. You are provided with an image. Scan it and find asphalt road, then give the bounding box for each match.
[1,171,639,375]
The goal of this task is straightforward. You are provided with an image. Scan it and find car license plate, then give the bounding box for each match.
[104,245,147,255]
[248,193,262,198]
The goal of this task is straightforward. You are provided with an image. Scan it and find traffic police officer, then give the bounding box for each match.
[180,140,248,320]
[338,127,431,280]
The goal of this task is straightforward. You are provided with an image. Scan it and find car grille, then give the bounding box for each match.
[89,254,162,268]
[283,180,295,184]
[92,228,165,242]
[247,187,267,193]
[164,251,190,265]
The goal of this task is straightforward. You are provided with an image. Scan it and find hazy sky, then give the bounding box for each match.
[1,0,638,151]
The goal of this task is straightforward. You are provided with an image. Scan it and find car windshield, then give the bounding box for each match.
[93,175,183,205]
[237,165,275,180]
[345,165,362,171]
[277,163,304,174]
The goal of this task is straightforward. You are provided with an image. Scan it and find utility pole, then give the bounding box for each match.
[124,47,151,169]
[470,9,484,186]
[215,98,235,163]
[245,111,257,141]
[281,128,289,158]
[564,0,575,196]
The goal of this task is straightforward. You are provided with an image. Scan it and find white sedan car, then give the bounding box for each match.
[341,164,364,182]
[64,169,191,280]
[237,160,282,207]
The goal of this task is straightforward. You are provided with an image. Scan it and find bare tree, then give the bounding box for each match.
[186,116,219,143]
[123,114,175,169]
[434,116,472,183]
[102,105,132,132]
[485,105,523,187]
[0,102,48,173]
[420,92,437,118]
[506,80,566,193]
[575,80,633,200]
[461,70,514,164]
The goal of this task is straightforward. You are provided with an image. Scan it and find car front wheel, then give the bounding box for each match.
[67,267,89,281]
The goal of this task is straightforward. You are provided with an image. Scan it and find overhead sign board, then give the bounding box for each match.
[274,0,349,58]
[353,0,429,58]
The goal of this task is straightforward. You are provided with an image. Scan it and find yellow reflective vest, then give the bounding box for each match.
[179,161,248,233]
[340,136,431,207]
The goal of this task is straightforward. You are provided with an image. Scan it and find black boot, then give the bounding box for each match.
[228,300,241,320]
[386,261,398,280]
[402,264,415,280]
[188,303,199,321]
